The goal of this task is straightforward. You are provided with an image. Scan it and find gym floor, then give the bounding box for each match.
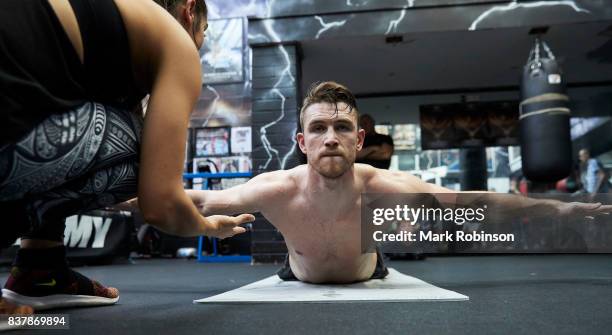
[1,255,612,335]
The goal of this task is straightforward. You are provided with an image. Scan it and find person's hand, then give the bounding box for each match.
[557,202,612,220]
[202,214,255,239]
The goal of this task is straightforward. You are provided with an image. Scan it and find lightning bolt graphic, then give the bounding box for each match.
[314,15,348,39]
[385,0,415,35]
[258,0,297,170]
[247,33,270,42]
[201,85,220,127]
[469,0,590,31]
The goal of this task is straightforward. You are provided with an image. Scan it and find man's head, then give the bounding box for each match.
[155,0,209,49]
[359,114,375,134]
[579,148,591,163]
[297,82,364,179]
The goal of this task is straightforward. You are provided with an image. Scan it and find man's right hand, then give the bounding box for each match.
[202,214,255,239]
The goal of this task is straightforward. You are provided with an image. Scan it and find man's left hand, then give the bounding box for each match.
[558,201,612,220]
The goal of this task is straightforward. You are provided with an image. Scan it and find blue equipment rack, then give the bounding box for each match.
[183,172,253,263]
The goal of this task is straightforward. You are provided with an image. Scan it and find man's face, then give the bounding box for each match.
[297,103,365,178]
[579,149,589,163]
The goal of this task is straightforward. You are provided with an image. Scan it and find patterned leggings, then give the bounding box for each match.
[0,102,143,248]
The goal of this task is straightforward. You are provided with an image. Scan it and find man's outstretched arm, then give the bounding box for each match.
[187,170,291,216]
[111,170,289,237]
[367,167,612,219]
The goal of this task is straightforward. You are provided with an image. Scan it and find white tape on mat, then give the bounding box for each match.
[194,268,468,304]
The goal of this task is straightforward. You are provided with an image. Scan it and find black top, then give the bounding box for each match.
[356,133,394,169]
[0,0,145,145]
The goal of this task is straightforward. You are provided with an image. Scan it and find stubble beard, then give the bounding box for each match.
[311,155,354,179]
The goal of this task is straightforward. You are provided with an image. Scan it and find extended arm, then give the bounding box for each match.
[187,170,291,216]
[366,167,611,220]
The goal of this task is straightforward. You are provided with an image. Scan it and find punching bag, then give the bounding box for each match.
[519,38,572,182]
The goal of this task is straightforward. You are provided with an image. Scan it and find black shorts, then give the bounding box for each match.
[277,247,389,281]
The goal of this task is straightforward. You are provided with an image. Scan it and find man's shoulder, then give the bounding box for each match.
[256,168,296,182]
[255,166,303,191]
[355,163,392,182]
[355,163,377,175]
[356,164,424,190]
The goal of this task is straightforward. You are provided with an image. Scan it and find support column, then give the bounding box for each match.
[250,43,301,263]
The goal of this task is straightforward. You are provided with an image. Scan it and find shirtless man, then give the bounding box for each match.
[186,81,611,284]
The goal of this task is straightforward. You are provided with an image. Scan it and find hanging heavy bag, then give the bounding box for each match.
[519,38,572,182]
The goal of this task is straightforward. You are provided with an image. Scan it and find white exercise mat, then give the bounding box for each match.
[194,268,468,304]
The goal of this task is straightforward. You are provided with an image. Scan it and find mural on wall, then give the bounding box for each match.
[210,0,595,22]
[200,18,245,84]
[467,0,592,31]
[242,0,607,173]
[194,0,610,174]
[247,0,601,45]
[198,0,612,262]
[189,1,263,174]
[191,84,252,128]
[206,0,266,19]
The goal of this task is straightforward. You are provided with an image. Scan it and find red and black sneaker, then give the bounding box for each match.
[1,247,119,310]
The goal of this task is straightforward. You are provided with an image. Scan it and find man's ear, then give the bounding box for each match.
[357,128,365,151]
[297,132,307,154]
